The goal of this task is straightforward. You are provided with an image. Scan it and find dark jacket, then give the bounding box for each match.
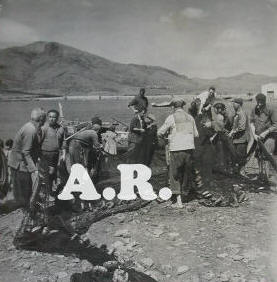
[128,95,148,112]
[128,115,145,144]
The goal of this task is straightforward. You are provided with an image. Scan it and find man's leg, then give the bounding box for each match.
[234,143,247,174]
[264,138,276,187]
[19,171,32,209]
[170,151,185,208]
[180,151,192,197]
[11,168,32,209]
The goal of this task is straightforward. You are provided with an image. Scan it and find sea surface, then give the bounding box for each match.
[0,98,256,141]
[0,99,173,140]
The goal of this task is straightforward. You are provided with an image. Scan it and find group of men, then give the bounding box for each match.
[2,86,277,215]
[128,87,277,208]
[4,108,96,213]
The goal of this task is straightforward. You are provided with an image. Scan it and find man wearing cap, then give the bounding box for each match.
[68,121,101,174]
[228,98,248,173]
[158,98,199,208]
[250,94,277,141]
[250,93,277,183]
[128,88,148,113]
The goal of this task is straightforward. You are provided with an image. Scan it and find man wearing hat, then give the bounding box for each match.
[68,119,101,173]
[250,94,277,141]
[250,93,277,184]
[158,98,199,208]
[228,98,248,173]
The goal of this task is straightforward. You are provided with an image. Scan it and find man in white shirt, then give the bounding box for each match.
[152,86,217,115]
[158,98,199,208]
[194,86,217,115]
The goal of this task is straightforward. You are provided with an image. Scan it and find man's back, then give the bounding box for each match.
[159,109,199,151]
[8,121,39,172]
[73,129,99,147]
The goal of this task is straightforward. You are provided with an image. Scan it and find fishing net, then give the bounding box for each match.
[0,148,8,199]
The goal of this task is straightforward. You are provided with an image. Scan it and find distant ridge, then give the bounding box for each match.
[0,41,277,96]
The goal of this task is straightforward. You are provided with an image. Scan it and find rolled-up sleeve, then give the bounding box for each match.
[192,118,199,138]
[250,108,255,124]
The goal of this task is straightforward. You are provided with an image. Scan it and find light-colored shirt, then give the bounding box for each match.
[158,109,199,151]
[194,91,217,114]
[102,130,117,155]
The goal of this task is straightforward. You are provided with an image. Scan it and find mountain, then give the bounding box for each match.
[0,41,277,96]
[0,41,197,96]
[193,73,277,95]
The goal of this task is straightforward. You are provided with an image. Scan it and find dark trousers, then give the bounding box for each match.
[69,140,90,168]
[40,151,59,192]
[11,168,32,209]
[127,142,143,164]
[234,143,247,167]
[170,150,193,195]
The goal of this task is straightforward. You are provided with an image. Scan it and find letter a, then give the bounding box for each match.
[58,164,101,200]
[117,164,157,201]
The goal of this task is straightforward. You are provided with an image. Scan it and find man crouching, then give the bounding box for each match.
[158,98,199,208]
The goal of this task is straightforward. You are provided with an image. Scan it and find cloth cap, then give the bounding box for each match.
[232,98,243,106]
[91,116,102,126]
[170,98,186,108]
[256,93,266,102]
[213,102,226,110]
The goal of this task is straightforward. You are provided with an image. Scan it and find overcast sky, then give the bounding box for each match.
[0,0,276,78]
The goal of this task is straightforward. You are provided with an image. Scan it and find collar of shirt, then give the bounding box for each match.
[174,108,185,113]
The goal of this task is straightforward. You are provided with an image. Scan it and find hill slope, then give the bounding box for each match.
[0,41,196,96]
[193,73,277,95]
[0,41,277,96]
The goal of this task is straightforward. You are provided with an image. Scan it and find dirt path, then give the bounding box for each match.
[86,193,276,282]
[0,189,276,282]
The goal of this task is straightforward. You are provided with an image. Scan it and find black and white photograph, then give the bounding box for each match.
[0,0,277,281]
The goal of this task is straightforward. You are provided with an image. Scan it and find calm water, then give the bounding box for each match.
[0,99,172,140]
[0,98,256,141]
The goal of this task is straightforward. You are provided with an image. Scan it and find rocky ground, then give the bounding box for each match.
[0,186,277,282]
